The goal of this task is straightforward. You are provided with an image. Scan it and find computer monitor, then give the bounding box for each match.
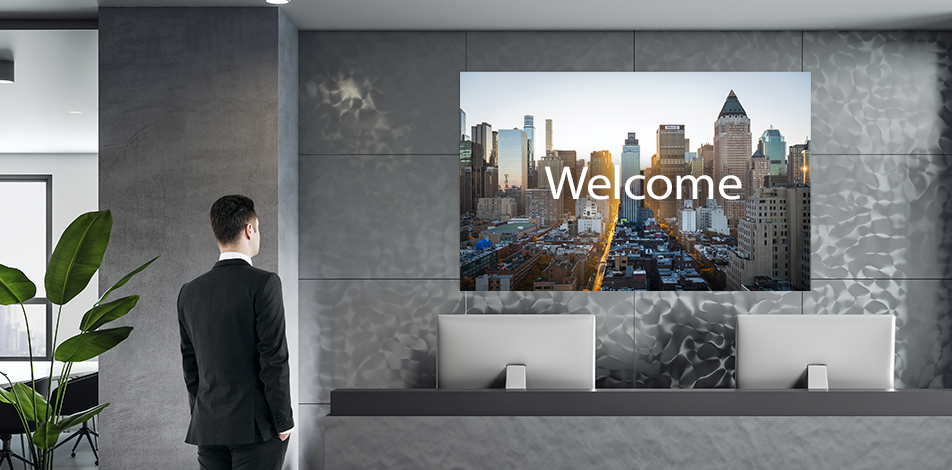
[437,314,595,390]
[736,314,895,390]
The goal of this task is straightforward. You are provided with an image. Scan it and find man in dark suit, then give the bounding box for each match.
[178,195,293,469]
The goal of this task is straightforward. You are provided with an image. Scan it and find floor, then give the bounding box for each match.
[6,428,98,470]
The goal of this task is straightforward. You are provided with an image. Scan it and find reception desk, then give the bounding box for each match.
[326,389,952,469]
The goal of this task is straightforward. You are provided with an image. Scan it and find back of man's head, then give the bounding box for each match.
[210,195,256,245]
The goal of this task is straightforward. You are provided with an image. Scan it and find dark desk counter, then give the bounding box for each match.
[330,388,952,417]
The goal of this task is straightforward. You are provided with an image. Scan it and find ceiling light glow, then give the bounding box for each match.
[266,0,289,4]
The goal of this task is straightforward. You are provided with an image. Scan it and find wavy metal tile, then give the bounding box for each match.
[299,155,459,279]
[299,32,465,155]
[805,280,952,389]
[812,154,952,279]
[466,291,635,388]
[300,404,330,470]
[635,291,803,388]
[805,31,952,155]
[634,31,802,71]
[299,280,464,403]
[466,31,634,71]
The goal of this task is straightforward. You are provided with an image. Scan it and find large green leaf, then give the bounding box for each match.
[57,402,108,430]
[0,388,14,404]
[53,327,133,362]
[12,383,49,422]
[45,210,113,306]
[80,295,139,332]
[31,422,62,449]
[0,264,36,305]
[97,255,159,305]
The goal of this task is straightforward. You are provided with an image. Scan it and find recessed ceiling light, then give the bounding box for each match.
[266,0,289,4]
[68,111,83,114]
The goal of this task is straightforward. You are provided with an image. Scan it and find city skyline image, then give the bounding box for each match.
[460,72,811,292]
[461,72,810,169]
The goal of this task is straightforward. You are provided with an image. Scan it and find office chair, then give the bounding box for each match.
[0,377,48,470]
[0,401,34,470]
[51,373,99,466]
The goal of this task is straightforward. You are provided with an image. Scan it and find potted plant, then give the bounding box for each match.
[0,209,157,469]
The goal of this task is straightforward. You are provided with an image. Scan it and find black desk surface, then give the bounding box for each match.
[330,388,952,417]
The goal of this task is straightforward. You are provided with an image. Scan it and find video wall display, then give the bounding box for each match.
[460,72,811,292]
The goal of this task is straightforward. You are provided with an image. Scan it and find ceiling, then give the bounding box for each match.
[0,30,97,154]
[1,1,950,154]
[2,0,952,31]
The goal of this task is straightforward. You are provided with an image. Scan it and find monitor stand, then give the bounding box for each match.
[506,364,526,390]
[807,364,828,391]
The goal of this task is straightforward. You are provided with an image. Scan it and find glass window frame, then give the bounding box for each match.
[0,175,53,361]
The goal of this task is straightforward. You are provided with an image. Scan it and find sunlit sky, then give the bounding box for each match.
[460,72,811,169]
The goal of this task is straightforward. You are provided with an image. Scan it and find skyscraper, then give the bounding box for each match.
[524,115,535,170]
[537,153,565,191]
[498,128,529,215]
[459,108,466,142]
[727,186,809,290]
[620,133,641,224]
[460,140,474,214]
[545,119,553,153]
[758,126,787,176]
[654,124,686,222]
[491,130,499,167]
[554,150,578,216]
[788,140,810,185]
[471,122,493,201]
[713,90,752,231]
[698,143,715,179]
[461,166,473,215]
[589,150,614,202]
[484,166,499,197]
[747,150,770,196]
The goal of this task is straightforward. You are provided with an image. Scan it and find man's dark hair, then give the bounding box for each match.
[210,195,257,245]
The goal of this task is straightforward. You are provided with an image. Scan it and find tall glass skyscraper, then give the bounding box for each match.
[524,115,535,171]
[758,127,786,176]
[459,108,466,142]
[620,133,641,224]
[497,129,528,214]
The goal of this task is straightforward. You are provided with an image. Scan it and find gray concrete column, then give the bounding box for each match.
[98,7,298,469]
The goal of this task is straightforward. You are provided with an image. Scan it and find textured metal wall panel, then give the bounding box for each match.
[466,31,634,71]
[299,280,464,403]
[299,155,459,279]
[300,405,330,470]
[805,31,952,155]
[634,31,802,71]
[635,291,803,388]
[466,291,635,388]
[805,280,952,389]
[299,32,465,155]
[812,154,952,279]
[326,416,952,470]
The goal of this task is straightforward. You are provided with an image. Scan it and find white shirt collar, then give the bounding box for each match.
[219,252,253,266]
